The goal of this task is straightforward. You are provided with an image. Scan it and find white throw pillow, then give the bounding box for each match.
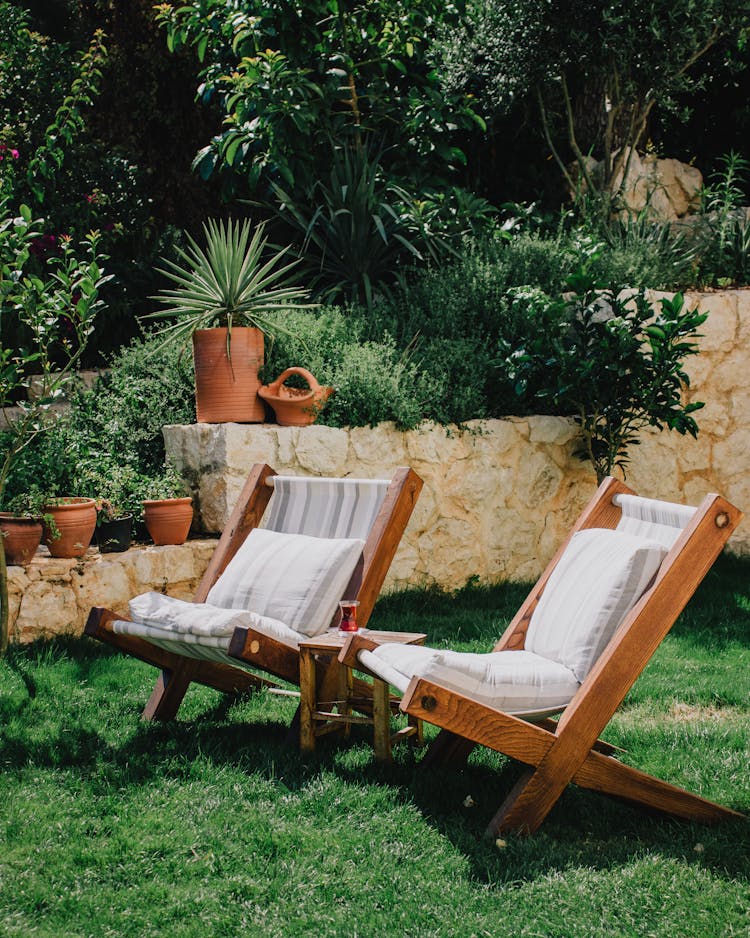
[206,528,364,637]
[525,528,667,682]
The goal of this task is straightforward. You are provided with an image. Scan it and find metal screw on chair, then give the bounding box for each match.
[715,512,730,529]
[421,695,437,712]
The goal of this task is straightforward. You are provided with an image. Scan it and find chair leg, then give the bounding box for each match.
[421,730,476,768]
[142,659,197,721]
[574,749,744,824]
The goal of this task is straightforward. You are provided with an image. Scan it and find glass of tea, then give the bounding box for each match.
[338,600,360,633]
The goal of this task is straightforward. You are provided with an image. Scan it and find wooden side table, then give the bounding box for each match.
[298,629,427,761]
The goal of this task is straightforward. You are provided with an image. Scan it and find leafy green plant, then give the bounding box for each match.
[155,0,481,196]
[499,268,707,482]
[265,146,425,308]
[144,218,311,350]
[0,199,109,654]
[697,151,750,285]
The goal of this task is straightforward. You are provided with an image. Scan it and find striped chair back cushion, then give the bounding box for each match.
[614,493,697,549]
[525,528,667,682]
[262,475,392,540]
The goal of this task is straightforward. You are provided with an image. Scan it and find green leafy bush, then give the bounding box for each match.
[498,269,707,480]
[263,309,423,429]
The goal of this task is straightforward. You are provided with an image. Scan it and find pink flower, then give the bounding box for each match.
[10,148,18,160]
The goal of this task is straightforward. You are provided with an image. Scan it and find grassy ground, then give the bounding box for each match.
[1,556,749,937]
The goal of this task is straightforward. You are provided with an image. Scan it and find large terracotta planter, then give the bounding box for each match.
[143,497,193,546]
[43,497,97,558]
[0,513,43,565]
[259,367,334,427]
[193,327,264,423]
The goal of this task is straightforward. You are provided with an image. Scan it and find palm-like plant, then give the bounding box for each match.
[145,218,312,348]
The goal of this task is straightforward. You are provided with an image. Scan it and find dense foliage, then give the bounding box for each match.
[436,0,750,207]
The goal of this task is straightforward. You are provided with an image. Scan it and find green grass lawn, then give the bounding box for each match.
[1,556,749,937]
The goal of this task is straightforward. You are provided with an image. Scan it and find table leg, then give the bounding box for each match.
[338,662,354,739]
[299,647,316,753]
[373,677,392,762]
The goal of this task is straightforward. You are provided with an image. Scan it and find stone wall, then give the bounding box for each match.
[165,288,750,591]
[8,288,749,640]
[8,540,216,644]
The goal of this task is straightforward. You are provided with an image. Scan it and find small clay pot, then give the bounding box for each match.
[0,513,43,565]
[43,497,97,558]
[143,497,193,546]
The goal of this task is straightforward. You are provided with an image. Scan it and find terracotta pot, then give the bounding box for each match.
[143,497,193,546]
[0,513,43,565]
[258,367,334,427]
[43,497,97,558]
[193,327,264,423]
[95,515,133,553]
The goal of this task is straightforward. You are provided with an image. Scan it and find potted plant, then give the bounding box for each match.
[142,466,194,546]
[41,496,98,558]
[144,218,312,424]
[94,499,133,553]
[0,492,45,566]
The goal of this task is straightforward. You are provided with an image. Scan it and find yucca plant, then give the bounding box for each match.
[144,218,312,349]
[267,146,425,308]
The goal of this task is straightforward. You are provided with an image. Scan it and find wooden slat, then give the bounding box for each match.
[194,462,275,601]
[356,467,423,628]
[573,748,744,823]
[401,677,556,767]
[227,625,301,684]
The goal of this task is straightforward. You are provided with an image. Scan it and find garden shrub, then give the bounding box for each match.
[263,309,424,429]
[3,334,195,522]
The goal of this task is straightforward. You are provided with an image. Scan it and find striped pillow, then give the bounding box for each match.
[206,528,364,637]
[525,528,667,682]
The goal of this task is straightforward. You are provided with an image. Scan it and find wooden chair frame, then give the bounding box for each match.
[340,476,744,836]
[85,462,423,723]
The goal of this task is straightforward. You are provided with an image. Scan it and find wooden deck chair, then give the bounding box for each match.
[85,463,422,722]
[340,477,744,836]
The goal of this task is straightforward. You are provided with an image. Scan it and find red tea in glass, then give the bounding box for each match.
[338,600,360,633]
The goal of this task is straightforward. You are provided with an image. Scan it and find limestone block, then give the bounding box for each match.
[623,433,680,500]
[655,157,702,217]
[695,292,738,352]
[695,398,730,437]
[445,458,505,517]
[71,556,134,621]
[714,348,750,392]
[729,389,750,427]
[224,424,279,470]
[276,426,301,466]
[714,429,750,492]
[197,471,232,532]
[487,512,539,579]
[418,517,482,589]
[15,578,79,642]
[674,432,713,474]
[684,351,713,391]
[385,541,420,591]
[735,290,750,344]
[407,483,440,534]
[349,423,407,466]
[512,451,564,509]
[294,425,349,474]
[528,416,578,446]
[682,476,720,507]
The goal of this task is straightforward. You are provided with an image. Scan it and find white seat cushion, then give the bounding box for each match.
[359,644,580,719]
[114,592,303,648]
[206,528,365,637]
[525,528,667,682]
